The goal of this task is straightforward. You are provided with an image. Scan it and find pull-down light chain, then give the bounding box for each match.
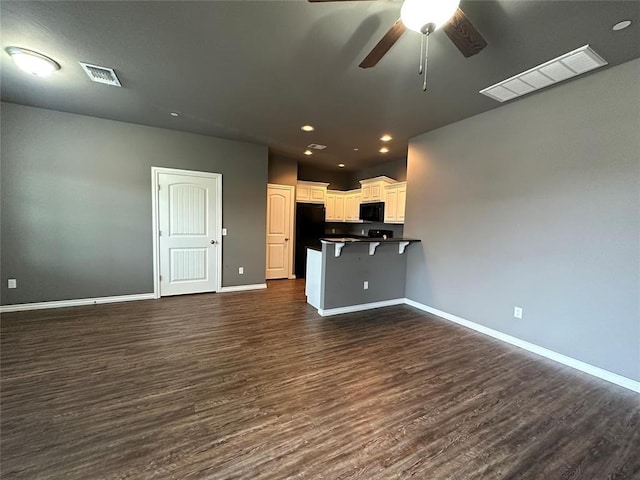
[418,32,425,75]
[418,32,431,92]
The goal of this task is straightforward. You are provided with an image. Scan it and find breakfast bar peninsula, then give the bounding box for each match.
[305,237,420,316]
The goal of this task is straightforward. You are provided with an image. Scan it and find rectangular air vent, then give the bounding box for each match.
[79,62,121,87]
[307,144,327,150]
[480,45,607,102]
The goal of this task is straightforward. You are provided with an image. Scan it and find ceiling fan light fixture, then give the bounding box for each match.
[400,0,460,34]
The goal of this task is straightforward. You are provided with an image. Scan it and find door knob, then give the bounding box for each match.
[285,238,289,241]
[210,240,217,244]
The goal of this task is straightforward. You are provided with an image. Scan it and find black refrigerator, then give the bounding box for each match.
[295,203,326,279]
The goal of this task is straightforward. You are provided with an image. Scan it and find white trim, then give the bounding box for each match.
[0,293,155,313]
[151,167,223,298]
[218,283,267,293]
[318,298,405,317]
[404,298,640,393]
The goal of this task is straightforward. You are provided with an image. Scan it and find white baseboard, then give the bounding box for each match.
[218,283,267,293]
[318,298,405,317]
[404,298,640,394]
[0,293,156,313]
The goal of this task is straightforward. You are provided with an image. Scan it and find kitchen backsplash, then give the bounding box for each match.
[325,222,404,238]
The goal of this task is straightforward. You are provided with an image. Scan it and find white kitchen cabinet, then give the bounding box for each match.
[384,182,407,224]
[344,190,362,222]
[359,176,397,202]
[296,181,329,204]
[325,191,346,222]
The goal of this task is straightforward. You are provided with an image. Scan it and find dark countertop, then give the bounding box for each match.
[320,237,420,243]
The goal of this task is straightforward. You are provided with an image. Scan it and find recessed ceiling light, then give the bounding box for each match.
[301,125,315,132]
[170,112,180,117]
[380,134,392,142]
[304,150,313,156]
[338,164,345,168]
[379,147,389,153]
[5,46,60,77]
[612,20,632,31]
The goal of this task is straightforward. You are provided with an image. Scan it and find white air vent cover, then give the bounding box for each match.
[79,62,121,87]
[307,144,327,150]
[480,45,607,102]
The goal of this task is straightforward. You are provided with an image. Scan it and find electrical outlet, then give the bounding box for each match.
[514,306,523,319]
[363,281,369,290]
[361,229,365,235]
[8,279,17,289]
[332,228,336,234]
[238,267,244,275]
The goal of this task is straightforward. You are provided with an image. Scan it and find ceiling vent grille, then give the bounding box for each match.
[79,62,121,87]
[480,45,607,102]
[307,144,327,150]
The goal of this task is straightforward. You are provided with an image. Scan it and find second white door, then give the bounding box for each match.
[266,184,294,280]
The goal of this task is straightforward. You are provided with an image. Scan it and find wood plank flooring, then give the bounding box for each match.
[1,280,639,479]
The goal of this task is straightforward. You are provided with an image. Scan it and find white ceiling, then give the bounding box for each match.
[1,0,639,170]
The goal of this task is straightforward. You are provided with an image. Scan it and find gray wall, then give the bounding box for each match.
[404,59,640,381]
[1,103,268,305]
[349,158,407,188]
[321,242,407,310]
[268,154,297,186]
[298,164,351,190]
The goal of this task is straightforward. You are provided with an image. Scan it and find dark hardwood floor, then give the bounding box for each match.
[1,280,639,479]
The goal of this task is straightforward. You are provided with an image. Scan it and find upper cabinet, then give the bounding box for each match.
[344,190,362,223]
[325,191,346,222]
[296,181,329,204]
[384,182,407,224]
[359,176,397,202]
[295,177,405,224]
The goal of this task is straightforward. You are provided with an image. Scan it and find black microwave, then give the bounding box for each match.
[359,202,385,222]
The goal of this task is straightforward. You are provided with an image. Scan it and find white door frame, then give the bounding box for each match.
[266,183,296,279]
[151,167,223,298]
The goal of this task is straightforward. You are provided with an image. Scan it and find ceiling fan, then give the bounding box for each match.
[309,0,488,91]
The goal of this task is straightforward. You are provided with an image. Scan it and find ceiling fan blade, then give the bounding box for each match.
[442,8,488,58]
[359,19,406,69]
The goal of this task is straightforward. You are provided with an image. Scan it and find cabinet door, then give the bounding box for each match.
[325,193,336,220]
[371,184,382,201]
[310,187,325,203]
[384,189,398,223]
[350,192,362,222]
[335,194,345,222]
[361,184,371,202]
[296,185,311,202]
[398,186,406,223]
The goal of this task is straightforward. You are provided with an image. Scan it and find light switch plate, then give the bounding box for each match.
[222,228,227,236]
[8,279,17,289]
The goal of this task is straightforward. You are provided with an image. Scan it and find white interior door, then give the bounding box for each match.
[266,184,294,280]
[158,170,221,296]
